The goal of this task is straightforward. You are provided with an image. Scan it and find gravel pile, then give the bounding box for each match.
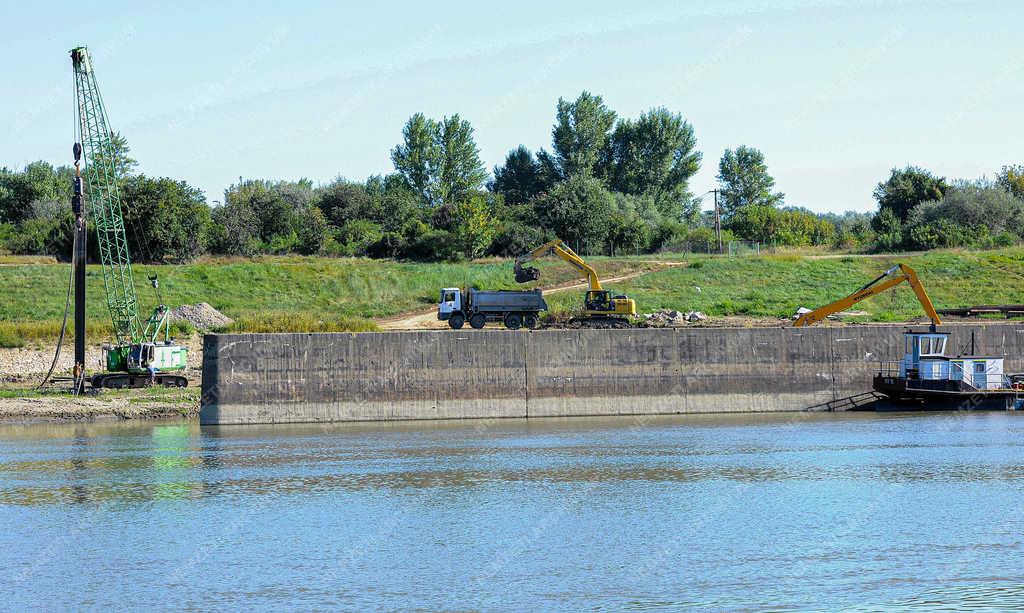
[643,309,707,327]
[168,302,234,331]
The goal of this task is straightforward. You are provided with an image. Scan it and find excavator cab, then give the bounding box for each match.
[585,290,614,312]
[584,291,637,316]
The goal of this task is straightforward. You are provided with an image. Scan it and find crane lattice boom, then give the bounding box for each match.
[71,47,142,344]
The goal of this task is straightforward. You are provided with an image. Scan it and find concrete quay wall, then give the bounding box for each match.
[199,325,1024,425]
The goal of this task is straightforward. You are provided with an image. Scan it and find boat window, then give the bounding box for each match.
[974,362,986,373]
[937,338,946,354]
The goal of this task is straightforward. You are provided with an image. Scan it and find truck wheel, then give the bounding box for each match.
[470,313,487,329]
[504,313,523,330]
[448,314,465,329]
[524,314,539,329]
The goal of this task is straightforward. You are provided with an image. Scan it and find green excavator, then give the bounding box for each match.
[71,46,188,388]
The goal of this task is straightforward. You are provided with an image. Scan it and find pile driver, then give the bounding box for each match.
[68,46,187,389]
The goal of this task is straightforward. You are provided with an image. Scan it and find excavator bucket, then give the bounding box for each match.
[514,263,540,283]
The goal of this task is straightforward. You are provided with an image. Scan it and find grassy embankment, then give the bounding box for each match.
[545,249,1024,322]
[0,255,657,347]
[3,249,1024,347]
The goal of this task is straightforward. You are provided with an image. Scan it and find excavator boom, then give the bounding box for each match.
[514,238,636,320]
[793,264,941,328]
[515,239,603,291]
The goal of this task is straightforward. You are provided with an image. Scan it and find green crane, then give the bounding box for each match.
[71,46,188,388]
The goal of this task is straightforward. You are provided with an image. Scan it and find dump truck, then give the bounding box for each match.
[438,288,547,330]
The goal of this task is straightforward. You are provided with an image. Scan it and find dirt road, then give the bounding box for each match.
[377,264,682,330]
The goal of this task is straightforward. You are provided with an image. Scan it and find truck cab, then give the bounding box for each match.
[437,288,462,322]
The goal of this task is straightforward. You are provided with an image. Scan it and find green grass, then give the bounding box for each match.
[6,250,1024,342]
[544,248,1024,321]
[0,255,657,342]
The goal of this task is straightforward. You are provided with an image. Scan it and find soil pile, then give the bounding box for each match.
[168,303,234,331]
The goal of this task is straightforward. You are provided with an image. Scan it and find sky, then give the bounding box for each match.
[2,0,1021,213]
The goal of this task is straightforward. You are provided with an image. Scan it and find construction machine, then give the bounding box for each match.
[515,239,636,327]
[70,46,188,388]
[793,263,941,330]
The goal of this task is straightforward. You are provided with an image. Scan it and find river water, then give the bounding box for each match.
[1,411,1023,611]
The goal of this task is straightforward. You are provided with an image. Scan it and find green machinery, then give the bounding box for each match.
[71,47,188,388]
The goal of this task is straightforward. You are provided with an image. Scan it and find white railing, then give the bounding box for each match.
[877,360,1021,391]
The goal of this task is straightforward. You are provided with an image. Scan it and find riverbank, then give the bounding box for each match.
[0,336,203,423]
[5,249,1024,343]
[0,388,200,423]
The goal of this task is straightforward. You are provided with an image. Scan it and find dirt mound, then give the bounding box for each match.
[168,303,233,331]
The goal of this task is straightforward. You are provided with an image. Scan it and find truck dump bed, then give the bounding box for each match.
[468,289,547,312]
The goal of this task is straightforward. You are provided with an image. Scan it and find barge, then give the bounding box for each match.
[873,329,1024,410]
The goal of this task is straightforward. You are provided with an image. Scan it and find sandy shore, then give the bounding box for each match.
[0,392,200,423]
[0,336,204,422]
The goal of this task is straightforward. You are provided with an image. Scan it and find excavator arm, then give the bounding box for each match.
[793,264,941,328]
[515,239,603,291]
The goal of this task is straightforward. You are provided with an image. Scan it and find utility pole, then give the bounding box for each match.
[712,189,723,254]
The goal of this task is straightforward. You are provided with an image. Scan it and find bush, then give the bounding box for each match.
[488,223,548,258]
[295,206,329,255]
[907,182,1024,237]
[316,179,373,227]
[871,208,903,252]
[6,214,73,257]
[650,222,723,253]
[209,200,260,256]
[120,175,211,262]
[0,223,13,253]
[334,219,385,256]
[366,231,406,259]
[727,205,833,246]
[906,219,990,250]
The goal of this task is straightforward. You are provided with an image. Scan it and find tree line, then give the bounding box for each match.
[2,92,1022,262]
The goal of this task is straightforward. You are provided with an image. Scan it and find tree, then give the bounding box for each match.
[296,205,328,255]
[120,175,211,262]
[437,114,488,204]
[717,146,784,218]
[315,179,372,228]
[449,193,501,259]
[904,180,1024,247]
[390,113,440,205]
[365,173,421,232]
[533,174,614,252]
[215,179,316,253]
[390,113,486,207]
[551,91,616,178]
[872,166,949,223]
[602,107,701,220]
[871,208,903,252]
[997,165,1024,200]
[490,146,548,205]
[0,162,73,225]
[209,199,259,256]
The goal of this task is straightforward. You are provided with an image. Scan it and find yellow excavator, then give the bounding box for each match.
[793,263,941,330]
[515,239,637,327]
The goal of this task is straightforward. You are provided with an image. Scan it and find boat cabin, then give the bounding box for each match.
[898,330,1004,390]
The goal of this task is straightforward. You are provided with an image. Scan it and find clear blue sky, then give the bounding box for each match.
[3,0,1021,213]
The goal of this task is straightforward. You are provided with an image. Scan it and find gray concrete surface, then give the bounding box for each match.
[199,324,1024,425]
